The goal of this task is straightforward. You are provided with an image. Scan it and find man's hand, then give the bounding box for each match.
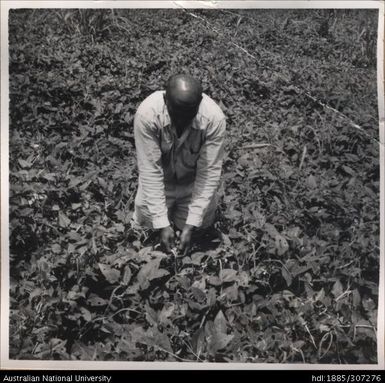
[179,224,194,255]
[160,226,175,253]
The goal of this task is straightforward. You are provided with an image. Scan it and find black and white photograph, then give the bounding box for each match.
[1,0,384,369]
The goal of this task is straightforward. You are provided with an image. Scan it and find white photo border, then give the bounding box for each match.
[1,0,384,370]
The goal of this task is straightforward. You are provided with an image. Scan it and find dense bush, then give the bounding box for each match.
[8,8,379,363]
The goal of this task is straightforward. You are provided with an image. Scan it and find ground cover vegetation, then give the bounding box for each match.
[8,8,380,363]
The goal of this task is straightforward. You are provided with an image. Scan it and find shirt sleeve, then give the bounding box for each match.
[186,118,226,227]
[134,112,170,229]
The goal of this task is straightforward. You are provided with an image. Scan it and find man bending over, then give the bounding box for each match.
[133,74,226,254]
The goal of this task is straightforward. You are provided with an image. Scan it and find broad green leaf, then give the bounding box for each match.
[281,266,292,287]
[137,258,169,290]
[191,287,206,302]
[80,307,92,322]
[87,294,107,307]
[331,279,343,298]
[214,310,228,335]
[42,173,56,181]
[191,327,205,355]
[352,289,361,308]
[98,263,120,284]
[275,234,289,256]
[158,302,175,324]
[341,165,355,175]
[223,285,238,301]
[191,252,206,265]
[18,158,33,169]
[58,211,71,228]
[219,269,238,283]
[122,265,132,285]
[306,174,317,189]
[208,276,222,286]
[205,320,233,355]
[238,271,250,287]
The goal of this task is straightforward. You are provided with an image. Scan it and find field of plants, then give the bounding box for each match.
[7,8,380,363]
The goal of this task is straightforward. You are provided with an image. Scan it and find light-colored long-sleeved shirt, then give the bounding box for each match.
[134,90,226,229]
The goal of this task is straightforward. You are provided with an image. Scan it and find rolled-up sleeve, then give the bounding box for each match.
[186,118,226,227]
[134,112,170,229]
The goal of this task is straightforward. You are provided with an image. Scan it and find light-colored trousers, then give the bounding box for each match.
[133,182,218,230]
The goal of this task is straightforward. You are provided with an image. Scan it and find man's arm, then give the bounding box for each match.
[134,112,170,229]
[185,118,226,227]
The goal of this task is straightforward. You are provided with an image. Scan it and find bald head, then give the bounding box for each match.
[164,74,203,131]
[165,74,202,107]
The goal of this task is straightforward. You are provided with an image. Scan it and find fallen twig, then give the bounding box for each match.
[243,143,272,149]
[299,145,307,170]
[304,323,317,349]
